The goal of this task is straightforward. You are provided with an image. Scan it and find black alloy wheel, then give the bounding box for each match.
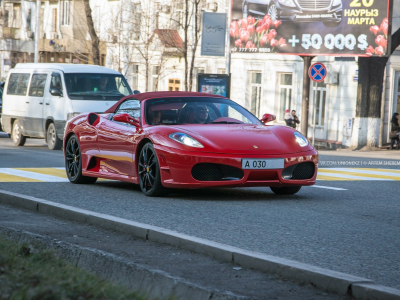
[138,142,167,197]
[65,134,97,184]
[12,120,26,146]
[270,186,302,195]
[47,123,63,150]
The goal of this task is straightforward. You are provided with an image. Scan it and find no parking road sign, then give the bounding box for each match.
[309,63,327,83]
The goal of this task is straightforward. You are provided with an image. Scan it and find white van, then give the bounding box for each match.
[1,63,132,149]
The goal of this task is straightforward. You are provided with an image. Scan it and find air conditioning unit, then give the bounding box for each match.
[207,2,218,11]
[161,5,171,14]
[324,72,339,85]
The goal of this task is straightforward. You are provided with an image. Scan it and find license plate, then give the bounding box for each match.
[241,158,284,170]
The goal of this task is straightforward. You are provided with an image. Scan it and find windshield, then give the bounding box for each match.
[145,97,261,125]
[64,73,132,100]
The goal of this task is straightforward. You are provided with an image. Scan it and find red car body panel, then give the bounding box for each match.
[64,92,318,189]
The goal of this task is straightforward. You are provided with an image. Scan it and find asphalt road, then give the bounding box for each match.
[1,135,400,290]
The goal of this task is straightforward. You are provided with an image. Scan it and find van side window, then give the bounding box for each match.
[29,74,47,97]
[7,73,30,96]
[50,73,63,92]
[115,99,140,118]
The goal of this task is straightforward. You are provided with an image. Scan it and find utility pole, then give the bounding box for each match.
[300,56,314,137]
[226,0,231,75]
[34,0,41,63]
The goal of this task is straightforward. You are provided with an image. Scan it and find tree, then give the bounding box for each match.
[351,24,400,149]
[83,0,100,65]
[171,0,204,91]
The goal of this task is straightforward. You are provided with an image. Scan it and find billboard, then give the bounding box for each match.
[197,74,230,98]
[230,0,392,56]
[201,12,227,56]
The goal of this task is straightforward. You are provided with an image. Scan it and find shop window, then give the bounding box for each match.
[168,79,180,91]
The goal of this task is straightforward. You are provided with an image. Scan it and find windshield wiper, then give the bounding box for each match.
[210,121,242,124]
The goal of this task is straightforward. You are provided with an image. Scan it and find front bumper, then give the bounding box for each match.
[154,144,318,189]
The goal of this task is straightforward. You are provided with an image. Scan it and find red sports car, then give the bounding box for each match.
[63,92,318,196]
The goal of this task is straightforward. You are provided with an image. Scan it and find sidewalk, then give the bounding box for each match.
[0,204,347,300]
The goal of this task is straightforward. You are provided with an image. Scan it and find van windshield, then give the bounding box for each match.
[64,73,132,100]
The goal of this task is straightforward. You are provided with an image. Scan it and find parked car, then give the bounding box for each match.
[63,91,318,196]
[242,0,343,27]
[1,63,132,150]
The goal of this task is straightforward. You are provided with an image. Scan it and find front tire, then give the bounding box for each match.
[270,186,301,195]
[47,122,63,150]
[65,134,97,184]
[12,120,26,146]
[138,142,167,197]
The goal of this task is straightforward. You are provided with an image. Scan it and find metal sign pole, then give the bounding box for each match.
[34,0,41,63]
[312,85,316,147]
[226,0,231,75]
[300,56,314,138]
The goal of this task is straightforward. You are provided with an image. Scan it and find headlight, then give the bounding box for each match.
[67,112,81,120]
[169,133,204,148]
[278,0,296,7]
[294,132,309,147]
[332,0,341,6]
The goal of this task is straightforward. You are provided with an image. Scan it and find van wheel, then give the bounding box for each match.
[12,120,26,146]
[47,123,62,150]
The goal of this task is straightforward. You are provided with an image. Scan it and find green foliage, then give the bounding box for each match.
[0,236,146,300]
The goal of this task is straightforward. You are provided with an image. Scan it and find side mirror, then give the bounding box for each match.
[50,88,63,97]
[260,113,276,124]
[113,113,140,128]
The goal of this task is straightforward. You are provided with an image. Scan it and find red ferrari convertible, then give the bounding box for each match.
[63,92,318,196]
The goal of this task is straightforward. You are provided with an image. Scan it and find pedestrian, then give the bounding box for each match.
[291,110,300,129]
[284,109,294,127]
[389,112,399,150]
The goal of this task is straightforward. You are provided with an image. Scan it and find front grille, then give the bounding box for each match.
[282,162,315,180]
[191,163,244,181]
[296,0,331,9]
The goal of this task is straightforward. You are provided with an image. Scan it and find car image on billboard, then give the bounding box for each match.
[242,0,343,28]
[231,0,391,56]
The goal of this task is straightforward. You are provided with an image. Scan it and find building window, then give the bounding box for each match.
[61,1,70,26]
[218,68,226,74]
[168,79,180,91]
[278,73,293,121]
[312,81,327,126]
[52,8,58,32]
[250,72,262,117]
[132,64,139,90]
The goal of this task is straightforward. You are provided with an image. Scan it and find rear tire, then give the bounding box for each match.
[65,134,97,184]
[270,186,301,195]
[47,122,63,150]
[138,142,167,197]
[12,120,26,146]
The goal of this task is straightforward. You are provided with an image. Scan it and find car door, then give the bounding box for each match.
[25,73,49,137]
[97,99,141,178]
[43,72,65,139]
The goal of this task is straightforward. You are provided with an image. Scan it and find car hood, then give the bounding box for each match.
[150,124,313,155]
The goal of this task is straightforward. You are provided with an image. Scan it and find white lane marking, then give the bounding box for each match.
[324,168,400,177]
[0,168,69,182]
[317,172,392,181]
[308,185,347,191]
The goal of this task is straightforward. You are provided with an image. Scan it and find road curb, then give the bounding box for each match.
[1,189,399,300]
[0,227,249,300]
